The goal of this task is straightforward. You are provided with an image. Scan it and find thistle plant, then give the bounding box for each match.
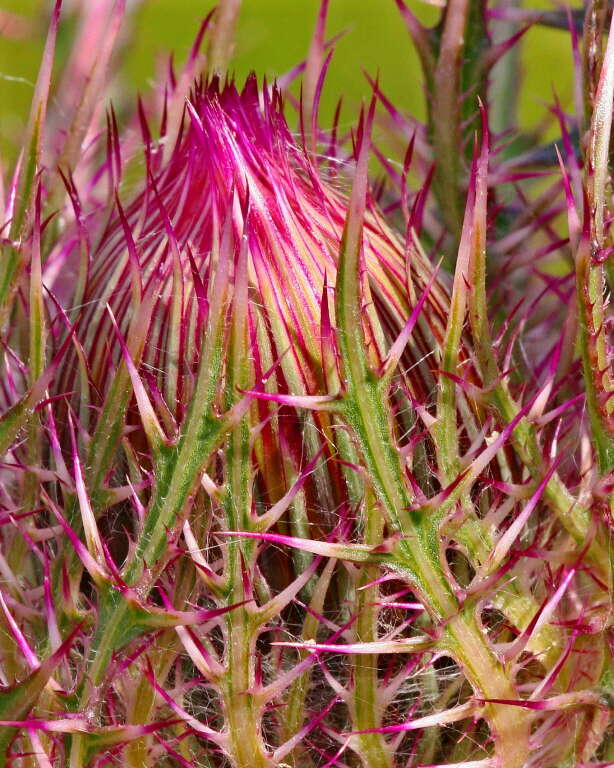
[0,1,612,767]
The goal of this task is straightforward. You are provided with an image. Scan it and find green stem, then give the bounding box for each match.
[444,610,530,768]
[464,145,599,555]
[431,0,470,243]
[72,234,233,763]
[333,118,531,768]
[222,607,271,768]
[350,489,393,768]
[220,238,272,768]
[219,421,271,768]
[334,169,456,616]
[342,378,457,619]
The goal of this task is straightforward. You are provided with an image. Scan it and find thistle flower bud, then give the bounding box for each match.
[0,4,611,768]
[52,76,450,424]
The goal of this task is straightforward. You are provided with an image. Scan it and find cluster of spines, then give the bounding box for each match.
[0,2,612,768]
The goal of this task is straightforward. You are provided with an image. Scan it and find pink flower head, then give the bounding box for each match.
[51,76,451,426]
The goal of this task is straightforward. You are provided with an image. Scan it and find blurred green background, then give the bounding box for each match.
[0,0,576,163]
